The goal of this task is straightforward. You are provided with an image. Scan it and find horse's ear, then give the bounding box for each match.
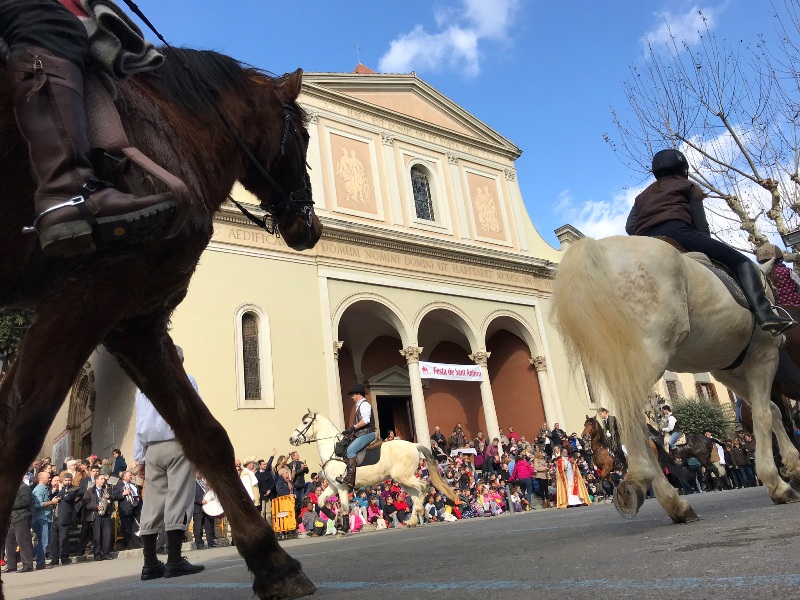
[307,407,312,415]
[279,68,303,102]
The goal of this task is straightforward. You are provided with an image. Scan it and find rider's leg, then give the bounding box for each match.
[1,0,181,256]
[646,220,795,334]
[336,432,375,488]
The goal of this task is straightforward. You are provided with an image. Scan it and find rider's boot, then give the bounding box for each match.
[8,47,182,257]
[335,457,357,490]
[736,261,796,335]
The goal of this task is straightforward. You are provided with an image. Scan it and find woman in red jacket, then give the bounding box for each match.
[508,453,535,508]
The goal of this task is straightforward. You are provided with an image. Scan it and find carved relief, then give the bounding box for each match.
[336,148,371,205]
[530,355,547,371]
[330,134,377,214]
[381,131,395,146]
[446,151,459,165]
[333,340,344,359]
[400,346,424,364]
[475,185,500,233]
[469,351,491,367]
[466,173,505,241]
[504,168,516,181]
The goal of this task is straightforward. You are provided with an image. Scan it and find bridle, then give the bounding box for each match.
[291,413,318,446]
[118,0,315,240]
[225,98,315,238]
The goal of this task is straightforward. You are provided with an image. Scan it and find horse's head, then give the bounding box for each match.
[289,408,317,446]
[240,69,322,251]
[581,415,597,441]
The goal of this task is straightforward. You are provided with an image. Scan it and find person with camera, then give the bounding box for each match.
[82,474,113,561]
[111,471,142,550]
[335,383,376,490]
[49,472,80,565]
[31,471,58,570]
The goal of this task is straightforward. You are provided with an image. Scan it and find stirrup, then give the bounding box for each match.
[22,196,85,235]
[763,305,796,336]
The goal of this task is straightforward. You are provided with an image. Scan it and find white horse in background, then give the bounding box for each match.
[551,236,800,523]
[289,410,456,530]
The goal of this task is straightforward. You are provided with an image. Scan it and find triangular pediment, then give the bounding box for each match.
[367,365,410,389]
[301,73,520,157]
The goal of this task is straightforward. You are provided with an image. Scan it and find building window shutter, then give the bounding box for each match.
[242,312,261,400]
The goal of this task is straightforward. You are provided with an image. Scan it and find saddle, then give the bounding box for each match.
[661,432,687,454]
[355,437,383,467]
[654,236,749,309]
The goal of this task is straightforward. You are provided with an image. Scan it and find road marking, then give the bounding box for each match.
[139,574,800,591]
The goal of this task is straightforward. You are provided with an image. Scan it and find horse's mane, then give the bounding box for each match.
[139,47,270,116]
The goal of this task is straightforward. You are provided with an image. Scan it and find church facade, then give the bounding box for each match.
[40,66,738,467]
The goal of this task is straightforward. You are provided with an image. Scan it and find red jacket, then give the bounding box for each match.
[509,459,535,481]
[61,0,90,18]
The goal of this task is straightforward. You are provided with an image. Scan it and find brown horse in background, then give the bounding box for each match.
[0,48,322,600]
[582,416,616,489]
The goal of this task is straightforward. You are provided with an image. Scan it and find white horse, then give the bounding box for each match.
[289,410,456,529]
[551,236,800,523]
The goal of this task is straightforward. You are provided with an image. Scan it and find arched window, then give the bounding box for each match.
[242,312,261,400]
[234,304,274,408]
[411,165,435,221]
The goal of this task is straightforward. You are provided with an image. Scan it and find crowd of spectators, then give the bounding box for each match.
[2,420,766,571]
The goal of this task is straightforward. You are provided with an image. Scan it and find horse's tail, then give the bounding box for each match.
[418,445,457,502]
[551,237,653,459]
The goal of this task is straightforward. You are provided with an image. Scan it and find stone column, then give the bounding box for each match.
[400,346,429,444]
[470,351,500,443]
[330,341,345,428]
[530,355,560,427]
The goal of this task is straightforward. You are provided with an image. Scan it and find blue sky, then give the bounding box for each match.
[123,1,777,249]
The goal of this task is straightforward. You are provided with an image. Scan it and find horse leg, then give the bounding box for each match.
[103,326,315,599]
[398,480,425,527]
[336,487,350,536]
[721,364,800,504]
[770,403,800,490]
[0,285,126,600]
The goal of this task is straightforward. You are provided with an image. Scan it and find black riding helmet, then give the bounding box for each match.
[652,148,689,179]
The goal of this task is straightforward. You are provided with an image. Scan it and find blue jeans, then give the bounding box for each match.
[346,432,376,458]
[32,518,50,567]
[668,431,682,449]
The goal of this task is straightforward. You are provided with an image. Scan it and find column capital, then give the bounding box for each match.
[333,340,344,359]
[469,351,491,367]
[381,131,395,146]
[530,355,547,371]
[400,346,424,363]
[446,151,459,165]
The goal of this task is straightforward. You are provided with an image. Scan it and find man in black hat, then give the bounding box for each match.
[336,384,376,489]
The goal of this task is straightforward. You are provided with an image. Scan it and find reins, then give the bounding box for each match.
[120,0,314,236]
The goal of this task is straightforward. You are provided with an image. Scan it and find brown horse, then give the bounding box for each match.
[581,416,616,489]
[0,48,322,600]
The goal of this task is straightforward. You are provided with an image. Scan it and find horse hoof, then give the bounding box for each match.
[253,568,316,600]
[771,490,800,504]
[613,481,644,519]
[671,505,700,524]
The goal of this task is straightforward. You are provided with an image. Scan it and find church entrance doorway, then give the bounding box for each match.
[376,395,414,442]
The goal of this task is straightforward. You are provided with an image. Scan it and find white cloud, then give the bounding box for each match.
[378,0,520,76]
[555,187,644,239]
[641,5,719,52]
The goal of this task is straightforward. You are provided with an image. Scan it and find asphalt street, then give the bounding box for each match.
[5,487,800,600]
